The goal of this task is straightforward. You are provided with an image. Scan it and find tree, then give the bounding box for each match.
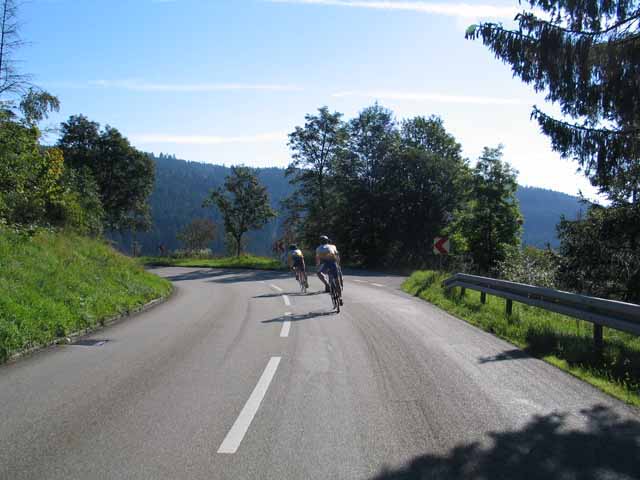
[0,97,71,228]
[335,104,399,265]
[204,166,276,257]
[465,0,640,203]
[177,218,216,252]
[455,146,522,274]
[58,115,155,232]
[286,106,346,244]
[557,203,640,302]
[467,0,640,297]
[381,116,470,267]
[0,0,29,100]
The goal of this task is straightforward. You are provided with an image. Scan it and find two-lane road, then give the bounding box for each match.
[1,268,639,479]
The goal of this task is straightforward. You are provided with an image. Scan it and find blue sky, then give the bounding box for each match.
[22,0,597,197]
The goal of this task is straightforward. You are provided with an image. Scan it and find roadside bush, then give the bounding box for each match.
[498,245,559,288]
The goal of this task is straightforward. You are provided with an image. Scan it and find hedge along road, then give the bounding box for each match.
[0,267,639,480]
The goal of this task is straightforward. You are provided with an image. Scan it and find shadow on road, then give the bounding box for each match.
[478,349,530,364]
[162,268,290,283]
[207,272,291,285]
[261,311,336,324]
[369,405,640,480]
[253,292,287,299]
[163,269,233,282]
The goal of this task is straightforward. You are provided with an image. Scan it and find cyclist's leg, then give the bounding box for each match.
[317,262,330,291]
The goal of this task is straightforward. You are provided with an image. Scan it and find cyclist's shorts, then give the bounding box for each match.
[292,256,304,270]
[318,260,339,279]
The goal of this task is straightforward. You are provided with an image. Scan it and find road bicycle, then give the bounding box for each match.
[296,268,308,294]
[328,271,342,313]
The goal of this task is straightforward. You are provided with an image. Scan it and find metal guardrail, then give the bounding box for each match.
[443,273,640,349]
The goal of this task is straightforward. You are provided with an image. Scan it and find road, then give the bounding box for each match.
[1,268,639,479]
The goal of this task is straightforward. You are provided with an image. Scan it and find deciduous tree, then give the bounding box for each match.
[205,166,276,257]
[177,218,216,252]
[58,115,155,232]
[454,146,522,274]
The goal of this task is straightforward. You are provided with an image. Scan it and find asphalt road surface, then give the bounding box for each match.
[1,268,639,479]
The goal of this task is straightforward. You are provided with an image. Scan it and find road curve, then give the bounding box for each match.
[1,268,639,479]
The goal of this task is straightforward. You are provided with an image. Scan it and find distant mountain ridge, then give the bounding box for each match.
[112,154,585,255]
[516,186,587,248]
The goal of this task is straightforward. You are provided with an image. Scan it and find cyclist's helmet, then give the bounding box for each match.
[288,244,298,250]
[319,235,330,244]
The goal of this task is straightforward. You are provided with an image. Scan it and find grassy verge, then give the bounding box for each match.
[0,228,172,362]
[402,270,640,407]
[140,254,285,270]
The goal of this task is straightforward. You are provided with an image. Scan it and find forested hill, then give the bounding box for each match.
[112,154,585,255]
[517,186,587,248]
[111,154,293,256]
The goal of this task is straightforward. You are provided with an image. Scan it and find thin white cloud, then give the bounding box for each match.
[89,80,303,93]
[332,90,524,105]
[266,0,518,18]
[131,132,287,145]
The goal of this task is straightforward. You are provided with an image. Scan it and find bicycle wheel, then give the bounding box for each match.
[329,276,340,313]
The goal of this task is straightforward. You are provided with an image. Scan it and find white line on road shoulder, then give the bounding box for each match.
[371,283,385,287]
[354,279,367,283]
[283,295,291,306]
[217,357,282,454]
[270,284,283,292]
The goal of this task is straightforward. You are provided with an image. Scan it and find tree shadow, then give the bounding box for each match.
[288,291,326,297]
[163,268,291,284]
[478,349,530,364]
[253,292,287,299]
[207,271,292,285]
[261,311,336,324]
[163,269,233,282]
[369,405,640,480]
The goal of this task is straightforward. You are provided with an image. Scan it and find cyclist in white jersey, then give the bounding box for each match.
[316,235,342,304]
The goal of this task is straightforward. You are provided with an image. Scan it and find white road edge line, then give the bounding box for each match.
[270,284,283,292]
[283,295,291,306]
[217,357,282,454]
[354,279,367,283]
[371,283,385,287]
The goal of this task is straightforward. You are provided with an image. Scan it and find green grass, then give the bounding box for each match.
[402,270,640,407]
[140,254,285,270]
[0,228,172,362]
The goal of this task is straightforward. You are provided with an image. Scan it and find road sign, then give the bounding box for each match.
[433,237,450,255]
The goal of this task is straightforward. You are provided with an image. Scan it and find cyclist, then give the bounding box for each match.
[316,235,343,305]
[287,244,308,288]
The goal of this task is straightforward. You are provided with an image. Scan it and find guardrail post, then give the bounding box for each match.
[506,299,513,316]
[480,292,486,304]
[594,324,604,359]
[460,287,466,297]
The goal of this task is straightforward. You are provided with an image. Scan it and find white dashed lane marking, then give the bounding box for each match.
[280,313,292,338]
[217,357,282,454]
[270,284,283,292]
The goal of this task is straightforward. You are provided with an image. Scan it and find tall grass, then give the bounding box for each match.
[403,270,640,407]
[0,228,172,362]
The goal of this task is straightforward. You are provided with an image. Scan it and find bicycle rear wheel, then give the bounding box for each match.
[329,276,340,313]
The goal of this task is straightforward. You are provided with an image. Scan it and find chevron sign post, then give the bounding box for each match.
[433,237,450,255]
